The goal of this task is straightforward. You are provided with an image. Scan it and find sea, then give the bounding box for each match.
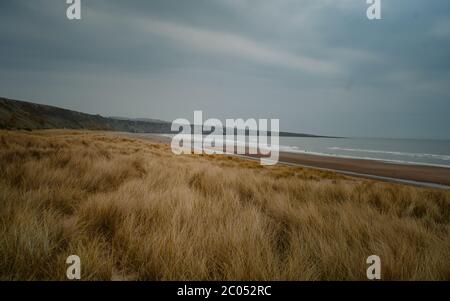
[279,137,450,169]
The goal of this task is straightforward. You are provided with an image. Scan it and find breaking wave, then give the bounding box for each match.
[328,147,450,161]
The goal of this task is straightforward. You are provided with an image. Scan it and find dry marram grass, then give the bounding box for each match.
[0,130,449,280]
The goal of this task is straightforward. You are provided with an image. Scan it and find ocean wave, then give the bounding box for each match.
[328,147,450,161]
[279,146,450,169]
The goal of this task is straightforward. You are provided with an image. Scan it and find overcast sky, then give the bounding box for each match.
[1,0,449,139]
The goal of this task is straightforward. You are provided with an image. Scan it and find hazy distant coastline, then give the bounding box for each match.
[0,97,330,138]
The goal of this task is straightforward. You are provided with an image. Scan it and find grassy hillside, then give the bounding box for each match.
[1,130,449,280]
[0,97,171,133]
[0,97,329,137]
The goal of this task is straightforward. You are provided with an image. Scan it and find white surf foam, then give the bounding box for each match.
[328,147,450,161]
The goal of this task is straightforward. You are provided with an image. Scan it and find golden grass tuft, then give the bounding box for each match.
[0,130,449,280]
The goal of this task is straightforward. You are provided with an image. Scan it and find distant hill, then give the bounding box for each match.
[110,116,169,124]
[0,97,332,137]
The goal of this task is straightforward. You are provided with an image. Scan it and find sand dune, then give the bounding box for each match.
[1,130,449,280]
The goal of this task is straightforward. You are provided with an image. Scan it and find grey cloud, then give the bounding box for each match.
[0,0,449,139]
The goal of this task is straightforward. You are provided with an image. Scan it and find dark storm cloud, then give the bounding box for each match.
[0,0,449,139]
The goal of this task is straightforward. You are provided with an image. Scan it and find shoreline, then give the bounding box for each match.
[276,152,450,188]
[121,132,450,189]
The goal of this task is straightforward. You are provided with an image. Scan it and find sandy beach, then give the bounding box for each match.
[277,152,450,187]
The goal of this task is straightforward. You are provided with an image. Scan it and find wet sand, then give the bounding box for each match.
[277,152,450,187]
